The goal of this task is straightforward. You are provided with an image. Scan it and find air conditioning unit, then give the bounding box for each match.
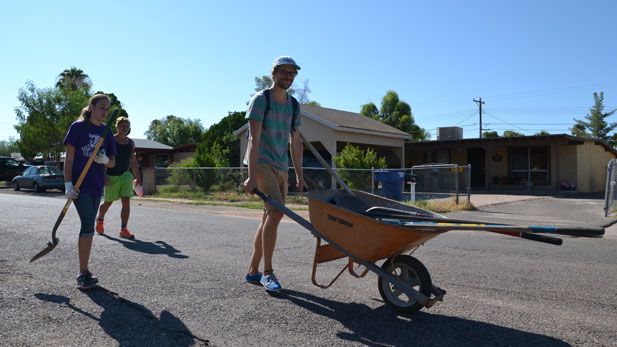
[437,127,463,140]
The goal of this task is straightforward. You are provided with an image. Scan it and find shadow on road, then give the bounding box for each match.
[35,288,209,346]
[279,289,568,346]
[99,234,188,259]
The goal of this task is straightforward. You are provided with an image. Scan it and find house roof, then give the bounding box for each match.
[407,133,617,155]
[132,138,173,151]
[233,104,411,140]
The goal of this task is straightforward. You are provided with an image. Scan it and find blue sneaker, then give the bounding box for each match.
[245,272,262,284]
[260,273,282,291]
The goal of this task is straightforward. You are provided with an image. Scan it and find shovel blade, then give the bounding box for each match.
[30,238,59,263]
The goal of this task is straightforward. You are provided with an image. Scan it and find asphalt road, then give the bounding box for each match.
[1,188,616,346]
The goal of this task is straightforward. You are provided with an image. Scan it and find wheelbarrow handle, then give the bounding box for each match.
[252,188,268,201]
[298,131,354,196]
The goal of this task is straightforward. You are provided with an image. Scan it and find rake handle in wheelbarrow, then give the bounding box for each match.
[252,188,433,306]
[366,206,605,238]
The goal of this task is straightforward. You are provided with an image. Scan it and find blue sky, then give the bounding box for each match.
[1,0,616,142]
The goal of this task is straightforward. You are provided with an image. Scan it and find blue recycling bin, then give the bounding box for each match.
[374,169,406,200]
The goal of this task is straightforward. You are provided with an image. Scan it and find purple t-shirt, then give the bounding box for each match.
[63,120,116,196]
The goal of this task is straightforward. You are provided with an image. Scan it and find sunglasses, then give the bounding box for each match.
[276,69,297,77]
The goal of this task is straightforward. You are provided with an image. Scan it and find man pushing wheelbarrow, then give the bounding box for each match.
[243,56,308,292]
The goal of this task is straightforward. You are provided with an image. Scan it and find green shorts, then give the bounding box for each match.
[103,171,134,202]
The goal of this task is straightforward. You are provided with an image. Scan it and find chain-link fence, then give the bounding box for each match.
[604,159,617,216]
[410,164,471,204]
[153,167,376,194]
[153,164,471,203]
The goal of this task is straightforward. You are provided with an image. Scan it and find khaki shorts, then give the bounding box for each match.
[256,164,288,214]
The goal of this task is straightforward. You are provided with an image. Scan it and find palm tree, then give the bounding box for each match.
[56,67,91,90]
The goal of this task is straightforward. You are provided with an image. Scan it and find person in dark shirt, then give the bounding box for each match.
[95,117,142,239]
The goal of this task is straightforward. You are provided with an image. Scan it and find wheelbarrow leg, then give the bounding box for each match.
[312,237,350,289]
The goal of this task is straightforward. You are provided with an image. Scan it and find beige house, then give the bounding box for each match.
[234,104,411,169]
[406,134,617,193]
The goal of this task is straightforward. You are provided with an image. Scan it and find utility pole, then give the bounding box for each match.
[473,97,485,138]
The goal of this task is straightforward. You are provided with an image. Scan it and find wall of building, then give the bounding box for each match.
[142,167,155,195]
[576,142,614,192]
[450,147,467,166]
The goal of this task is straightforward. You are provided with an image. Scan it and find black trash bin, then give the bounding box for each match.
[374,169,406,200]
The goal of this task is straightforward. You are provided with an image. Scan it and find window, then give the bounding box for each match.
[155,154,169,168]
[509,146,550,184]
[433,149,450,163]
[5,158,20,168]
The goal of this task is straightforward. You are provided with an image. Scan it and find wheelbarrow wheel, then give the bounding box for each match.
[378,255,432,314]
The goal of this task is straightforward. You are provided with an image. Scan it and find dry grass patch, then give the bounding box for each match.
[412,198,477,213]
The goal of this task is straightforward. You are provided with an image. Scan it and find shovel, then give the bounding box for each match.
[30,109,119,262]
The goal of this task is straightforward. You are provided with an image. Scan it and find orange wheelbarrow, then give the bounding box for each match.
[255,187,604,313]
[255,188,448,313]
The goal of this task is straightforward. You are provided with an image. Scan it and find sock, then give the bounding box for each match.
[121,223,127,229]
[98,217,104,222]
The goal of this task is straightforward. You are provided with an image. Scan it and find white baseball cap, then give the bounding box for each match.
[272,56,301,71]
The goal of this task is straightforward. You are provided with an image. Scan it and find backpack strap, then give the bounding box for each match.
[290,96,299,132]
[262,89,271,129]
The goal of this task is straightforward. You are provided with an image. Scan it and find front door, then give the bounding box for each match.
[468,148,486,188]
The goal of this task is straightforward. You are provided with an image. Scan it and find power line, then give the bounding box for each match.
[483,111,533,134]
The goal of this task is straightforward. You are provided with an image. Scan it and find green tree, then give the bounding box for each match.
[334,143,387,189]
[535,130,550,136]
[145,115,204,147]
[570,123,589,137]
[166,157,216,192]
[360,102,379,120]
[360,90,428,141]
[253,76,273,93]
[482,131,500,138]
[56,67,91,90]
[304,100,321,107]
[197,111,246,167]
[571,92,617,145]
[0,139,19,157]
[192,152,217,191]
[294,79,312,104]
[14,81,90,160]
[503,130,525,137]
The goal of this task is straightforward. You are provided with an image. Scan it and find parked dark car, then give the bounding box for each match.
[12,165,65,192]
[0,156,28,182]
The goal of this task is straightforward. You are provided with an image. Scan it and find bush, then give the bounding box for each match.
[193,152,217,192]
[334,143,387,189]
[167,158,198,190]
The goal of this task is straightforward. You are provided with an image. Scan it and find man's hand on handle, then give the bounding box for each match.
[243,177,257,195]
[296,177,308,193]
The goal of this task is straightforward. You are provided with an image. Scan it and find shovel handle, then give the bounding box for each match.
[521,232,563,245]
